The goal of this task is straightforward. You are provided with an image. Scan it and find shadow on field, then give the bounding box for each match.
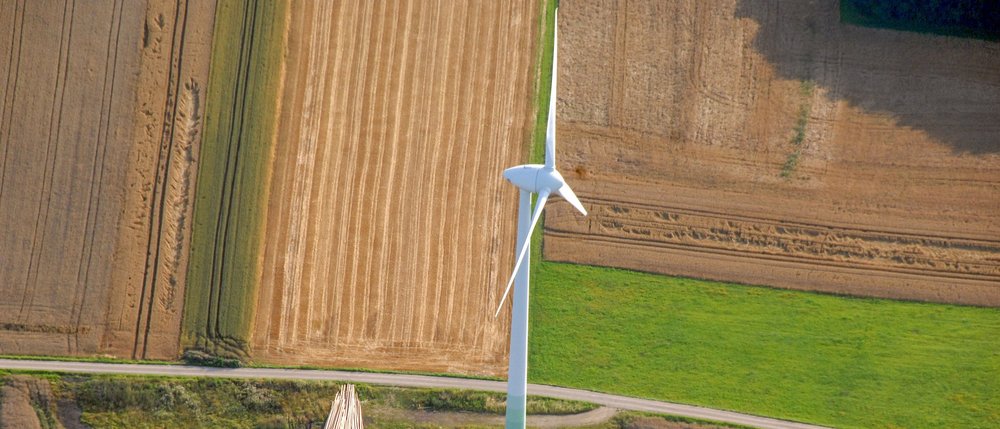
[734,0,1000,154]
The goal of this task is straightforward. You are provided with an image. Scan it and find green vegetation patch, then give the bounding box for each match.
[11,374,594,428]
[780,80,814,178]
[528,262,1000,428]
[841,0,1000,41]
[69,376,325,428]
[357,385,595,416]
[183,0,288,359]
[609,412,752,429]
[526,0,558,258]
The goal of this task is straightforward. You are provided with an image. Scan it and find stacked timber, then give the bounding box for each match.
[323,384,364,429]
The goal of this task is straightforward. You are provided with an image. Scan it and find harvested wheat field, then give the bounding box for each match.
[252,0,543,375]
[0,0,216,359]
[545,0,1000,306]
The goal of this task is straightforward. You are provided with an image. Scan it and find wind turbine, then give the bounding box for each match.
[495,9,587,429]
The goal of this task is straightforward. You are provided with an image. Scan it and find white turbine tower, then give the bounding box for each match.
[495,9,586,429]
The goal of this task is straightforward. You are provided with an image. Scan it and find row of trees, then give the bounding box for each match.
[843,0,1000,40]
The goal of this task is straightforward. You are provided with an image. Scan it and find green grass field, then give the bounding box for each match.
[527,263,1000,428]
[182,0,287,359]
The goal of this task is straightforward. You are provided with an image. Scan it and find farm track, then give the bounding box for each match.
[253,0,542,375]
[0,0,216,359]
[0,359,831,429]
[548,0,1000,306]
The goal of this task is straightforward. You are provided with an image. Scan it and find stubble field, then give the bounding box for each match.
[545,0,1000,306]
[0,0,216,359]
[251,0,543,375]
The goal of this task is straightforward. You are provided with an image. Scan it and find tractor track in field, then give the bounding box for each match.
[134,0,191,360]
[71,0,124,353]
[546,195,1000,305]
[21,0,73,324]
[0,0,215,360]
[560,196,1000,276]
[204,0,254,354]
[179,0,288,359]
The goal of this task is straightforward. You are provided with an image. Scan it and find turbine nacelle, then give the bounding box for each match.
[503,164,587,216]
[503,164,561,194]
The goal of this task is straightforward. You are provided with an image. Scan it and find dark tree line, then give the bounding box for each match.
[842,0,1000,40]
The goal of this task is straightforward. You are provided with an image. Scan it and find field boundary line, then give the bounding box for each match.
[546,229,1000,285]
[574,195,1000,246]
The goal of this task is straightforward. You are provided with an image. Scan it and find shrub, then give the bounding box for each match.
[155,383,200,413]
[238,381,281,413]
[182,349,243,368]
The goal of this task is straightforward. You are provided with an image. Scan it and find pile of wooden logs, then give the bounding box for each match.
[323,384,364,429]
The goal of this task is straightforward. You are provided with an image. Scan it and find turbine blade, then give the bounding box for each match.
[557,183,587,216]
[494,190,551,318]
[545,12,558,169]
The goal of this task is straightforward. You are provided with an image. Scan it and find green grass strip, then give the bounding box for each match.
[522,0,558,263]
[183,0,287,358]
[530,0,558,166]
[528,262,1000,428]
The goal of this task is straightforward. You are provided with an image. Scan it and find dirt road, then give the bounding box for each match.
[0,359,831,429]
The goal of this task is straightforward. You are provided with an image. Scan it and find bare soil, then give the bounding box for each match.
[621,416,729,429]
[0,0,216,359]
[252,0,542,375]
[545,0,1000,306]
[0,380,41,429]
[0,376,57,429]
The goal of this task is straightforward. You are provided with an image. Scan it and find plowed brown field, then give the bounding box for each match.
[546,0,1000,306]
[0,0,216,359]
[252,1,542,374]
